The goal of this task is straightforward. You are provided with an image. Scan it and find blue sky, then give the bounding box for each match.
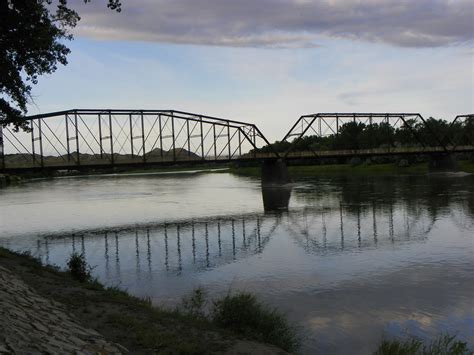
[28,0,474,140]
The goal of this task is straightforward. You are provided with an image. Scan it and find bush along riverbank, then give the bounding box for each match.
[0,248,296,354]
[0,174,22,188]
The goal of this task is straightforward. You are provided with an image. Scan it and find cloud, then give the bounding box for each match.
[71,0,474,48]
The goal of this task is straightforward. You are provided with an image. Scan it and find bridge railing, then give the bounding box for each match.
[0,109,279,170]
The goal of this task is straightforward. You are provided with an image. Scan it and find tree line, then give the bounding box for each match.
[258,117,474,153]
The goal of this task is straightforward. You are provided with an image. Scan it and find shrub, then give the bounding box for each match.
[212,292,300,353]
[67,252,92,282]
[181,287,208,318]
[374,334,472,355]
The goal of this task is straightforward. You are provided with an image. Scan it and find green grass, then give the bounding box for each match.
[212,292,300,353]
[374,334,472,355]
[0,247,299,353]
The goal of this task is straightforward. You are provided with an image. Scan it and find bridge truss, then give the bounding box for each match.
[280,113,474,158]
[0,109,278,171]
[443,114,474,150]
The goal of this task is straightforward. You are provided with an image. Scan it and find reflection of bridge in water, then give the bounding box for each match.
[35,216,274,276]
[29,201,438,277]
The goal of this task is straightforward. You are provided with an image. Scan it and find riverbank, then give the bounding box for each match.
[230,160,474,177]
[0,247,288,354]
[3,160,473,184]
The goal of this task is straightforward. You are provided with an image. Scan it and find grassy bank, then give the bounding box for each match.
[1,248,472,354]
[230,160,474,177]
[0,247,296,353]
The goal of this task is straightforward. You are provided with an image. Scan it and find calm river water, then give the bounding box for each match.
[0,171,473,354]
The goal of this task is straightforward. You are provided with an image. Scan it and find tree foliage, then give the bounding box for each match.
[0,0,121,131]
[258,117,474,153]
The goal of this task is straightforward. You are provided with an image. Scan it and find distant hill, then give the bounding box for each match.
[3,148,201,167]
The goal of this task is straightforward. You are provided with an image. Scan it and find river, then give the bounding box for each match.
[0,170,473,354]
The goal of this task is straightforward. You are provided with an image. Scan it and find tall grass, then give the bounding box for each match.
[375,334,472,355]
[211,292,300,353]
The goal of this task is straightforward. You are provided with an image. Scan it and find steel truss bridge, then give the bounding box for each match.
[276,113,474,159]
[0,110,472,172]
[0,109,275,172]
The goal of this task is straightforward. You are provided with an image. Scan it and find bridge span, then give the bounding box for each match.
[0,110,472,173]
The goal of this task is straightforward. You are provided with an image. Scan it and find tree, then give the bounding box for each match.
[0,0,121,131]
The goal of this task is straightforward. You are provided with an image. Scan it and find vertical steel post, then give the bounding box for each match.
[141,111,146,162]
[336,115,339,135]
[369,114,373,148]
[213,124,217,159]
[74,112,80,166]
[65,114,71,162]
[253,127,257,158]
[31,120,36,163]
[318,117,322,136]
[109,111,114,165]
[98,114,103,159]
[186,120,190,158]
[386,114,391,153]
[171,112,176,161]
[129,113,134,158]
[238,129,242,157]
[38,118,44,168]
[200,117,204,160]
[227,122,231,159]
[354,114,358,151]
[158,115,163,159]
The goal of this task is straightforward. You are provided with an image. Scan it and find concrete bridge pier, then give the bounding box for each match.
[261,159,291,212]
[428,153,459,172]
[261,159,291,185]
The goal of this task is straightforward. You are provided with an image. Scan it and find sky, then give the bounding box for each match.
[28,0,474,141]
